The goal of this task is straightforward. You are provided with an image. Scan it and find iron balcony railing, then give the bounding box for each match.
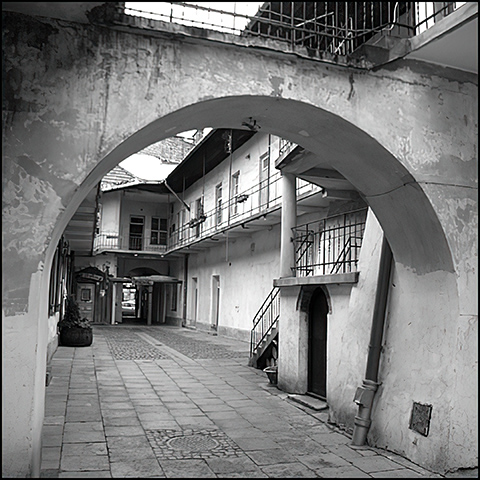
[293,208,368,277]
[93,233,167,254]
[123,2,465,58]
[168,172,320,252]
[250,286,280,357]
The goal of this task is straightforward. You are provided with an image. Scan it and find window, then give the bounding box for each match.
[196,198,203,218]
[260,152,269,171]
[129,216,144,250]
[194,198,203,237]
[230,171,240,216]
[151,217,167,245]
[80,287,92,302]
[178,210,184,241]
[215,183,222,226]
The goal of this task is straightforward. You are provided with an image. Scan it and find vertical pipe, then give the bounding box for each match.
[352,235,393,446]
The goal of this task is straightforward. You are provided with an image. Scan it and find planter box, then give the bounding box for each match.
[60,327,93,347]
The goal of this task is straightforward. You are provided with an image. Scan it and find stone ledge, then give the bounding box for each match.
[288,394,328,411]
[274,272,359,287]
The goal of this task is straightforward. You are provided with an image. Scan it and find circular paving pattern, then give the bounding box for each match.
[146,428,242,460]
[168,434,219,451]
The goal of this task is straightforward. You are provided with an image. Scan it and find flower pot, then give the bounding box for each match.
[60,327,93,347]
[263,366,278,385]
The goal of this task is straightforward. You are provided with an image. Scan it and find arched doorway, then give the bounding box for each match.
[308,287,329,399]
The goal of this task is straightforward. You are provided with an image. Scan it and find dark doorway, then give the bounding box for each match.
[308,287,328,399]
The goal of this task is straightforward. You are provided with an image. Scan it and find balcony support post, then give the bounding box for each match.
[147,284,153,326]
[280,172,297,278]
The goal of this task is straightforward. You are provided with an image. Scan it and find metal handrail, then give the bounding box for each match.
[250,287,280,357]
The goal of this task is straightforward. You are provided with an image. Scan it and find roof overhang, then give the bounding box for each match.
[132,275,182,285]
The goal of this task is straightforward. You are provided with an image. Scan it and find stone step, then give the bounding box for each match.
[288,394,328,411]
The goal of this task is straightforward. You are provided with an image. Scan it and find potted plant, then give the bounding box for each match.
[58,295,93,347]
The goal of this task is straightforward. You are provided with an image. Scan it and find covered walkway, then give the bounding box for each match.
[40,325,457,478]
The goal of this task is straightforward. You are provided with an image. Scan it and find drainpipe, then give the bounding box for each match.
[352,235,393,446]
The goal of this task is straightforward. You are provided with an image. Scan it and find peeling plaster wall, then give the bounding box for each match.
[2,10,477,476]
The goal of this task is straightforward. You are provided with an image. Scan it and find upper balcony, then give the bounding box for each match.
[93,232,167,256]
[167,168,326,254]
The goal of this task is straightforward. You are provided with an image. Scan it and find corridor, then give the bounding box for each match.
[40,325,450,478]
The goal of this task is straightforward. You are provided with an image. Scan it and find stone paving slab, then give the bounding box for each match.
[40,324,473,478]
[60,454,110,472]
[260,461,320,478]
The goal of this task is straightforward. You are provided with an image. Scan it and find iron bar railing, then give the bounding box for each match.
[293,208,368,277]
[250,286,280,357]
[93,233,167,254]
[123,2,465,58]
[168,172,321,252]
[295,227,315,276]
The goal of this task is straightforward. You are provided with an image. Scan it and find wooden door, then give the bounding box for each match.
[308,288,328,399]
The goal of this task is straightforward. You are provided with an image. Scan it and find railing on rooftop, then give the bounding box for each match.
[293,208,368,277]
[123,2,466,57]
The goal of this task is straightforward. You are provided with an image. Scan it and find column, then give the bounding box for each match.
[280,172,297,278]
[147,285,153,325]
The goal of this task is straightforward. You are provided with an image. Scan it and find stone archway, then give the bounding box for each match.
[3,94,463,477]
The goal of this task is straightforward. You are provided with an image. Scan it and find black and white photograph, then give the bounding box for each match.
[2,2,477,478]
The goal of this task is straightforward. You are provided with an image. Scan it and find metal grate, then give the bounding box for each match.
[409,402,433,437]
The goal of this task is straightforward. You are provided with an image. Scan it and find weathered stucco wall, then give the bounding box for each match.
[371,263,473,472]
[185,225,281,340]
[2,10,477,476]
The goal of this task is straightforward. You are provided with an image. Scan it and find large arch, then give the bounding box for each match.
[48,95,455,279]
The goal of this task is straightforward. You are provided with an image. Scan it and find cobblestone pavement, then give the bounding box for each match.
[40,324,477,478]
